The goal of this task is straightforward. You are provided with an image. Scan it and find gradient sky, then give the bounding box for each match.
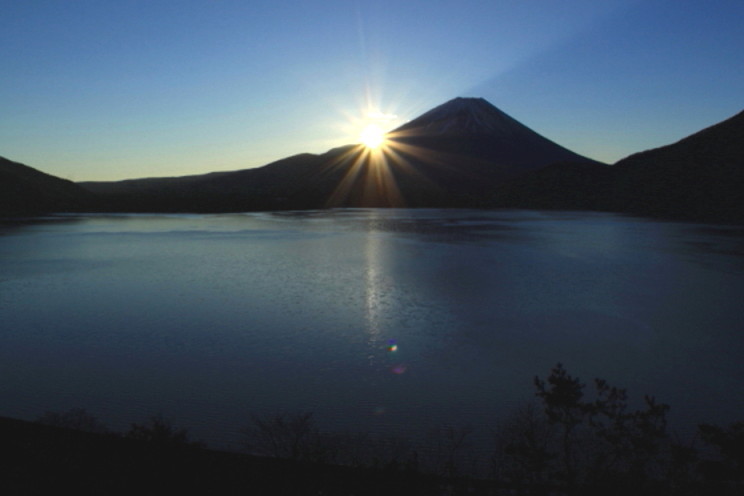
[2,0,742,181]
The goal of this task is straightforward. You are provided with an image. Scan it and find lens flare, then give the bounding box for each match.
[391,364,407,374]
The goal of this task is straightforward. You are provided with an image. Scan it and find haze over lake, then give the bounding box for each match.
[1,209,743,451]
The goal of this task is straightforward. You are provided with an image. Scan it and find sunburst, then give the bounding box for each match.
[359,123,386,150]
[321,103,443,208]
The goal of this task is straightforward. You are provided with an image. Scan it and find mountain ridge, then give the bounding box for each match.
[76,97,603,211]
[488,106,744,222]
[607,108,744,221]
[2,98,742,222]
[0,156,96,215]
[393,97,530,137]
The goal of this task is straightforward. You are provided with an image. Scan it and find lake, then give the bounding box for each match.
[1,209,743,457]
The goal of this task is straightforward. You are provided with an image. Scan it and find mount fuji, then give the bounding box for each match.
[79,97,603,211]
[377,97,603,202]
[392,97,597,172]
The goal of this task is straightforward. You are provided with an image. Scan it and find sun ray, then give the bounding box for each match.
[322,100,508,208]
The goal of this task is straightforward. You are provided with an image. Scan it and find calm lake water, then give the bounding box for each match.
[1,209,743,453]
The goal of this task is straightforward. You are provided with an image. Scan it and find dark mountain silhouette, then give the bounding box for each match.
[390,97,600,175]
[4,98,742,222]
[81,152,332,213]
[488,108,744,222]
[488,161,614,211]
[80,97,602,211]
[608,109,744,222]
[0,156,96,216]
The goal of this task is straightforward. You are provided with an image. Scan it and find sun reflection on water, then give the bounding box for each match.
[364,220,384,366]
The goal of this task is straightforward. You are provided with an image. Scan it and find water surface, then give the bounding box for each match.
[1,209,743,452]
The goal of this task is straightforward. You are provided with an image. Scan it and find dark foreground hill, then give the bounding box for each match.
[0,415,479,495]
[0,156,96,216]
[4,362,743,495]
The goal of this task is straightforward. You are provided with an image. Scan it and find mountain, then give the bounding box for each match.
[391,97,599,173]
[486,108,744,222]
[81,152,331,213]
[81,97,602,212]
[608,109,744,222]
[487,161,614,211]
[0,156,97,216]
[5,99,742,222]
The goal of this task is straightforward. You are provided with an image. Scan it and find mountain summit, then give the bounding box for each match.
[387,97,601,180]
[394,97,533,137]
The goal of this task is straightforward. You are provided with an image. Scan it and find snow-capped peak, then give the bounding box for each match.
[393,97,527,137]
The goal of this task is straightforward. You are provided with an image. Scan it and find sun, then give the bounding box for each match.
[359,123,386,150]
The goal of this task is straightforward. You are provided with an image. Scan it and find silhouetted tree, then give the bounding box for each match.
[242,411,420,469]
[495,364,672,494]
[242,411,318,461]
[698,421,744,491]
[534,363,588,488]
[586,378,670,484]
[492,402,556,495]
[425,424,473,477]
[36,408,108,434]
[126,414,200,447]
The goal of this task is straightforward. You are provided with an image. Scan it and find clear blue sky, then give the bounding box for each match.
[2,0,742,181]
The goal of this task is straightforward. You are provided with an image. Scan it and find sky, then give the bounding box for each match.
[1,0,742,182]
